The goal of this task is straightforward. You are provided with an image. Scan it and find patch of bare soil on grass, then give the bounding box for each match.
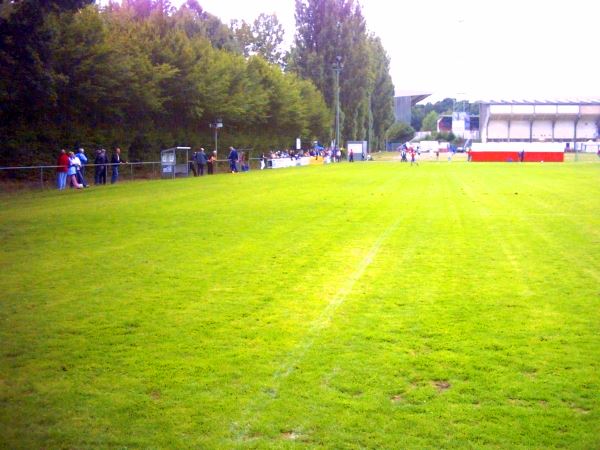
[391,394,403,403]
[433,380,451,392]
[281,431,300,440]
[570,404,590,415]
[242,432,262,441]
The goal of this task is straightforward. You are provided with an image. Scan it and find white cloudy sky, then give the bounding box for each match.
[161,0,600,101]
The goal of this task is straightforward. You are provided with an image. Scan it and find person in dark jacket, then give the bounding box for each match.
[228,146,238,173]
[111,147,125,184]
[189,152,198,177]
[196,148,208,176]
[95,149,108,185]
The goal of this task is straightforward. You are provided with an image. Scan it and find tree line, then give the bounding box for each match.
[0,0,396,166]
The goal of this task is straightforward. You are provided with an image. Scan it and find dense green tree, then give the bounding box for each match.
[429,131,457,143]
[386,122,415,144]
[0,1,332,165]
[290,0,392,150]
[410,107,426,131]
[0,0,94,164]
[433,98,454,114]
[230,13,284,66]
[230,19,254,57]
[367,35,395,151]
[421,110,439,132]
[251,13,285,66]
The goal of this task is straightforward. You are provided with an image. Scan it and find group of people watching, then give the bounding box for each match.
[55,143,359,190]
[227,147,251,173]
[204,145,353,174]
[56,147,125,190]
[189,148,217,176]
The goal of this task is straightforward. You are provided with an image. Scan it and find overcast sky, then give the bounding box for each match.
[171,0,600,101]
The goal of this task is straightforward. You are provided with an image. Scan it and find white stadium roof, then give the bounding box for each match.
[477,98,600,105]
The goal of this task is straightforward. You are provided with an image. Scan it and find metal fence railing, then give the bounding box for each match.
[0,158,267,192]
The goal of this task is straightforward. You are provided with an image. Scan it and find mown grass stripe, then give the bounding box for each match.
[232,216,402,440]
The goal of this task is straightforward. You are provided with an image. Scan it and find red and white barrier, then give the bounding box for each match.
[471,142,565,162]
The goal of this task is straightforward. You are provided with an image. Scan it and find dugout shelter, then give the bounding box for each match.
[161,146,191,179]
[475,98,600,162]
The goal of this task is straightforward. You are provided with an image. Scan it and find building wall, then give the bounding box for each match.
[394,96,412,124]
[480,102,600,143]
[509,120,530,140]
[577,120,598,139]
[487,120,508,139]
[554,120,574,139]
[532,120,553,140]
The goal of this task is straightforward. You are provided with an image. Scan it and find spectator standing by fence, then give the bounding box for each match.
[75,148,88,187]
[95,149,107,185]
[240,151,249,172]
[56,149,69,190]
[228,146,238,173]
[67,152,83,189]
[197,148,207,176]
[111,147,125,184]
[189,152,198,176]
[260,153,266,170]
[207,151,216,175]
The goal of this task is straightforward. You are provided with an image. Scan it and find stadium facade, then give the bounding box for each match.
[479,98,600,144]
[393,91,431,125]
[470,98,600,162]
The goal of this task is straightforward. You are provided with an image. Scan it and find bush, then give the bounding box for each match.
[386,122,415,144]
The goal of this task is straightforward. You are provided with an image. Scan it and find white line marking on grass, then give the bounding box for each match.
[276,217,399,378]
[231,218,400,440]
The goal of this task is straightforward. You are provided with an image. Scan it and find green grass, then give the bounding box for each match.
[1,161,599,448]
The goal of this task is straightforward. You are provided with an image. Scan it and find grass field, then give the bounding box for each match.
[1,160,599,448]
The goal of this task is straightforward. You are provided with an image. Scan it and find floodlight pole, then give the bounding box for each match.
[333,56,343,154]
[210,118,223,155]
[214,126,218,154]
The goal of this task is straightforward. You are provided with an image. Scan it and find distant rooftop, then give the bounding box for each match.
[394,90,432,97]
[477,98,600,105]
[394,90,432,105]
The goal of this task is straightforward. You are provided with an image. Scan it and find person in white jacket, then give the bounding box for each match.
[67,152,83,189]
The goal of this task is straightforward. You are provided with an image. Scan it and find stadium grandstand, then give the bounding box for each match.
[393,90,431,125]
[479,98,600,144]
[470,98,600,162]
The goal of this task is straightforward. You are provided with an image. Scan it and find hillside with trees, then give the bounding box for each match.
[0,0,395,165]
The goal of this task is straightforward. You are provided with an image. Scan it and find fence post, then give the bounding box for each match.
[40,167,44,189]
